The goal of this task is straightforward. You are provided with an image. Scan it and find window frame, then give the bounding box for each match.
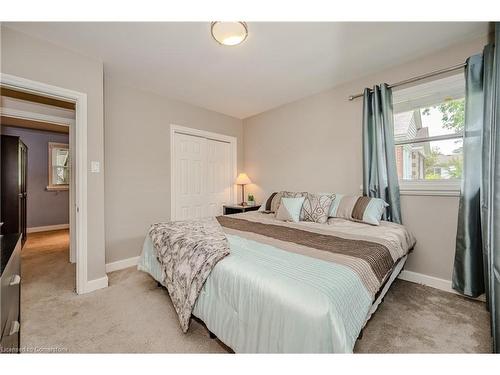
[47,142,70,191]
[395,131,463,196]
[392,75,465,196]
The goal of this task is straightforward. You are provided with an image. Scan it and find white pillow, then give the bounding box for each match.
[275,197,305,223]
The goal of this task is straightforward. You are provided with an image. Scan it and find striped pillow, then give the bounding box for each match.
[265,192,277,211]
[329,195,388,225]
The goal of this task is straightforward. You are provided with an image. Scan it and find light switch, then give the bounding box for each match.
[91,161,100,173]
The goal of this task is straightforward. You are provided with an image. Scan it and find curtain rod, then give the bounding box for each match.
[347,62,467,101]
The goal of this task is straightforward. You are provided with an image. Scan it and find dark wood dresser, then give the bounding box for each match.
[0,233,22,353]
[1,135,28,246]
[223,204,261,215]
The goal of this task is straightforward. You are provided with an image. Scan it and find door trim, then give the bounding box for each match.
[1,73,98,295]
[170,124,237,221]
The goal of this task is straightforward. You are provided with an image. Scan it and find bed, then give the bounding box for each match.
[138,210,415,353]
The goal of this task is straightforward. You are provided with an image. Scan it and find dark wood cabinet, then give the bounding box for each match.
[223,204,261,215]
[1,135,28,245]
[0,234,22,354]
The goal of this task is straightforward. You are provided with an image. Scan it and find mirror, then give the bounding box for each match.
[47,142,70,190]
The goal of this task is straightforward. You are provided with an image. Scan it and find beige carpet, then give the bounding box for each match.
[20,230,492,353]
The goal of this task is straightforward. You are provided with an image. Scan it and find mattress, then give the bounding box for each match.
[138,211,413,353]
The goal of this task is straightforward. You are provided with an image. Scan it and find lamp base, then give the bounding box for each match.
[239,184,247,207]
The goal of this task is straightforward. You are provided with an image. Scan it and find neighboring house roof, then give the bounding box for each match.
[416,127,428,139]
[394,109,430,155]
[394,111,414,142]
[394,109,422,141]
[415,127,431,155]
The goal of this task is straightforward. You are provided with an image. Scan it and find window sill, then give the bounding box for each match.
[399,180,461,197]
[46,185,69,191]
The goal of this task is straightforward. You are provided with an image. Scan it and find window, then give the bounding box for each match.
[392,74,464,194]
[47,142,70,190]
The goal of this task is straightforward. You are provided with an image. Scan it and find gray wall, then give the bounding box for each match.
[243,36,487,283]
[1,26,106,281]
[1,24,486,286]
[104,77,244,264]
[1,126,69,228]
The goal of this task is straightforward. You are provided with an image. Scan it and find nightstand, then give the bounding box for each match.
[223,204,261,215]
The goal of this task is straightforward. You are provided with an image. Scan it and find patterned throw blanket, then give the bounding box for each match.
[149,218,230,332]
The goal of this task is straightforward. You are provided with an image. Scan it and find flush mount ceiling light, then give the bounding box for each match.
[211,22,248,46]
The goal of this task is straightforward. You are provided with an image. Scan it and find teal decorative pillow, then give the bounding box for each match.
[329,195,388,225]
[275,197,306,223]
[271,191,307,213]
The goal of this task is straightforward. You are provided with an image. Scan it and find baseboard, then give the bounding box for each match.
[398,270,453,292]
[83,275,108,294]
[27,223,69,233]
[105,256,139,273]
[398,270,485,301]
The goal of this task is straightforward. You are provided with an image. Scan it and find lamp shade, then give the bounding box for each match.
[235,173,252,185]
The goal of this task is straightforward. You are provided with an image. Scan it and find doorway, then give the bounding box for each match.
[0,73,89,294]
[1,87,74,286]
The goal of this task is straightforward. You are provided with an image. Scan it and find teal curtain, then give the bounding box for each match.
[453,23,499,352]
[362,84,402,224]
[452,54,485,298]
[482,44,495,312]
[484,26,500,354]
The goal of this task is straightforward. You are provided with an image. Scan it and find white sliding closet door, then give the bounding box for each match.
[206,138,232,216]
[174,133,207,220]
[173,131,233,221]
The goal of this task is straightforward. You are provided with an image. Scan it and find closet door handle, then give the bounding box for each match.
[9,321,20,336]
[10,274,21,286]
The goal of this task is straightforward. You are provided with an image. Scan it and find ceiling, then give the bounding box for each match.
[1,96,75,120]
[4,22,489,119]
[1,94,74,133]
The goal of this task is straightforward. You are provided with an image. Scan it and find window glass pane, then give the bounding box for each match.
[392,73,465,183]
[49,144,69,187]
[53,166,69,185]
[52,148,69,167]
[394,97,464,142]
[395,138,463,180]
[421,99,464,137]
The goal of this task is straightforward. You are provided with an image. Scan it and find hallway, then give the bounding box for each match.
[20,230,74,352]
[19,229,225,353]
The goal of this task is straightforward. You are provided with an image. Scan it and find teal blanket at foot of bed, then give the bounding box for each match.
[139,234,373,353]
[191,234,372,353]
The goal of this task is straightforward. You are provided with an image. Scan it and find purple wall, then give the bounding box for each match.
[2,126,69,228]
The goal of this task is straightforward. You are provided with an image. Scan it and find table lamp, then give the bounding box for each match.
[235,173,252,206]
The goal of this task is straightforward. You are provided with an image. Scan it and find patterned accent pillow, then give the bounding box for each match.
[329,195,388,225]
[300,193,335,223]
[271,191,307,213]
